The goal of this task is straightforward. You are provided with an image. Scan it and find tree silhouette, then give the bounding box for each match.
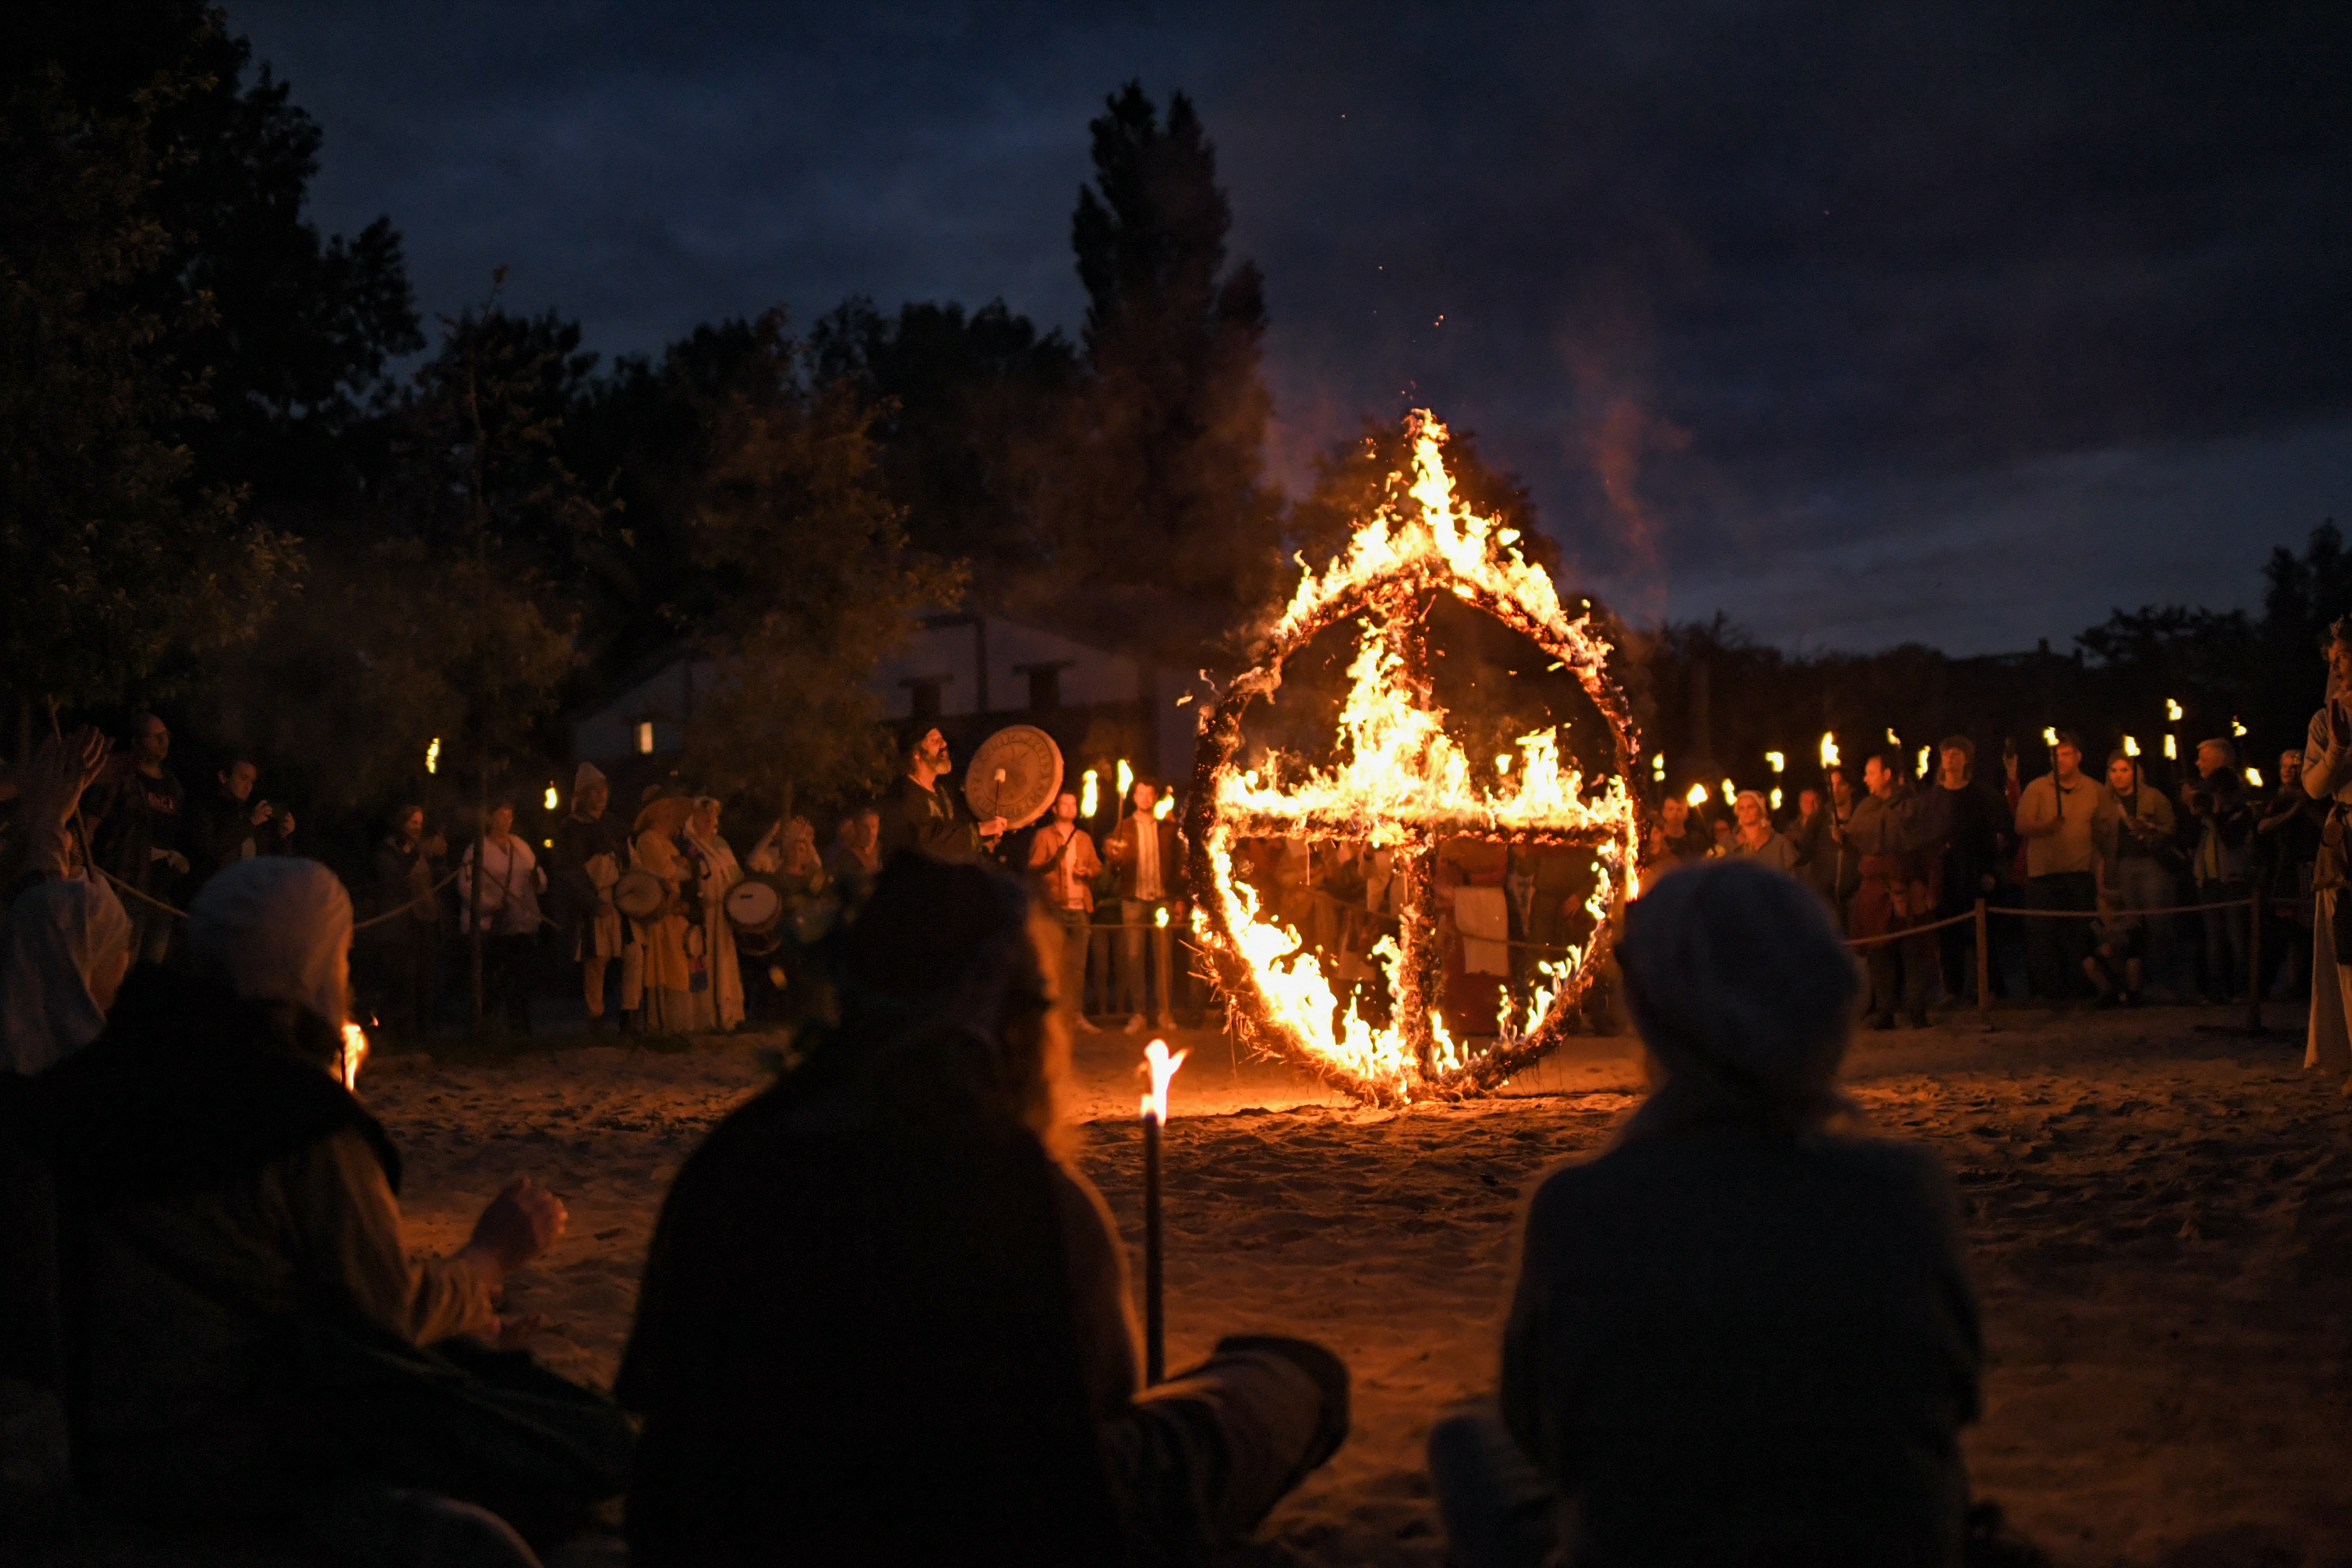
[1039,82,1285,666]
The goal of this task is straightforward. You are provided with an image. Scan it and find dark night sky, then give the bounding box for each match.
[229,1,2352,655]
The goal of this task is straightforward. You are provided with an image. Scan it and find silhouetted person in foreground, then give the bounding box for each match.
[23,858,628,1566]
[1429,857,1983,1568]
[618,851,1349,1566]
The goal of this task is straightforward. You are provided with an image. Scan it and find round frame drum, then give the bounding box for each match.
[725,874,787,954]
[964,725,1064,830]
[612,868,665,920]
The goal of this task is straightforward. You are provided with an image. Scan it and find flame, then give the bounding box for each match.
[424,737,439,776]
[2042,726,2060,747]
[2246,767,2264,787]
[1117,760,1135,804]
[1720,777,1735,804]
[1886,727,1900,747]
[1192,413,1640,1103]
[338,1023,369,1091]
[2231,718,2247,737]
[544,782,559,810]
[1766,751,1785,774]
[1141,1037,1187,1123]
[1152,795,1173,821]
[2123,734,2140,757]
[1686,782,1709,808]
[1916,746,1931,777]
[2164,734,2178,760]
[1769,787,1784,811]
[2166,698,2184,721]
[1081,769,1100,817]
[1155,905,1170,928]
[1819,732,1839,769]
[1650,753,1665,782]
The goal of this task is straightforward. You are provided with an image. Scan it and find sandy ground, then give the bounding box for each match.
[366,1004,2352,1567]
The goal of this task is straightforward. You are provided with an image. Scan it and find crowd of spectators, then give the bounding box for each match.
[1645,730,2309,1024]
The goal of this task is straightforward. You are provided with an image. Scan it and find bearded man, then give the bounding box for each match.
[875,728,1008,867]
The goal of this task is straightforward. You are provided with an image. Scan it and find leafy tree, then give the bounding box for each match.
[1,57,294,743]
[1035,82,1286,665]
[808,296,1076,589]
[17,2,423,517]
[679,312,965,819]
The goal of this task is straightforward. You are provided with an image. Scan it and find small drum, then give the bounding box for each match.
[725,874,787,954]
[612,868,666,920]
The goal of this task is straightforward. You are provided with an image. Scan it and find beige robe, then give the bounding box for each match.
[680,826,747,1032]
[632,828,697,1030]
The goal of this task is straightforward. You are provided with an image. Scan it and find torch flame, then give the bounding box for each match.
[1686,782,1709,808]
[1081,769,1100,818]
[1141,1037,1187,1123]
[424,737,440,776]
[1153,795,1173,821]
[1819,732,1839,769]
[338,1022,369,1091]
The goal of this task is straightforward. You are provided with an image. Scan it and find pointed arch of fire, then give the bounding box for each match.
[1179,420,1648,1106]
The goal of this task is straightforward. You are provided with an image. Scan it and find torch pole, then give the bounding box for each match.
[1143,1103,1164,1384]
[1140,1037,1186,1386]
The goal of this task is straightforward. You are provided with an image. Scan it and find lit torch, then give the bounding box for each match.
[1140,1037,1187,1383]
[338,1022,370,1092]
[1819,732,1839,773]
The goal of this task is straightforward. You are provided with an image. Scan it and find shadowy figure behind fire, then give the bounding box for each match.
[1431,857,1991,1568]
[618,850,1349,1566]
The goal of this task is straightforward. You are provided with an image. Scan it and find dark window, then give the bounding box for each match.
[1027,667,1061,711]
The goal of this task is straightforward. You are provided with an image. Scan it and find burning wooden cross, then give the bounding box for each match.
[1140,1036,1186,1384]
[1181,412,1646,1107]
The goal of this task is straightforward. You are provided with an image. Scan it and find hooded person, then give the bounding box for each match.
[25,858,620,1565]
[0,876,134,1076]
[618,850,1349,1567]
[1429,858,1984,1568]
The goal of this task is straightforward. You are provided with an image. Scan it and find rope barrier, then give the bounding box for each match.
[99,865,470,931]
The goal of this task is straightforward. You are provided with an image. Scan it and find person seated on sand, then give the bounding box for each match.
[618,850,1351,1566]
[1429,856,1984,1568]
[26,857,629,1567]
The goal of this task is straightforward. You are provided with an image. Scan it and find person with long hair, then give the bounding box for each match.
[618,852,1348,1566]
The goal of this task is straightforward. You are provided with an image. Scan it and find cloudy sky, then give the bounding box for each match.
[230,1,2352,655]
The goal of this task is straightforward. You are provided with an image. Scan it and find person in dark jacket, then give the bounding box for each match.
[2258,747,2323,997]
[2182,739,2257,1001]
[1428,857,1982,1568]
[362,805,443,1042]
[549,764,634,1027]
[617,853,1348,1567]
[192,756,295,885]
[1847,754,1934,1028]
[1919,737,2008,1004]
[874,728,1008,866]
[83,714,187,965]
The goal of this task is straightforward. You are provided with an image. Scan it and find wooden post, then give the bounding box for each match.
[1975,897,1993,1031]
[470,764,488,1030]
[2247,889,2264,1034]
[1143,1104,1164,1384]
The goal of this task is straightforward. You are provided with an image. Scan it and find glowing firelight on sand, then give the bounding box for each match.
[1182,412,1642,1105]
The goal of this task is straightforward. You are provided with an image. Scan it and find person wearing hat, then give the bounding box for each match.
[1429,858,1982,1567]
[875,728,1007,867]
[551,764,635,1030]
[618,854,1349,1565]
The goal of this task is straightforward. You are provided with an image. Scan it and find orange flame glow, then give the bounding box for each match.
[338,1022,369,1091]
[1141,1037,1187,1122]
[1189,413,1641,1103]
